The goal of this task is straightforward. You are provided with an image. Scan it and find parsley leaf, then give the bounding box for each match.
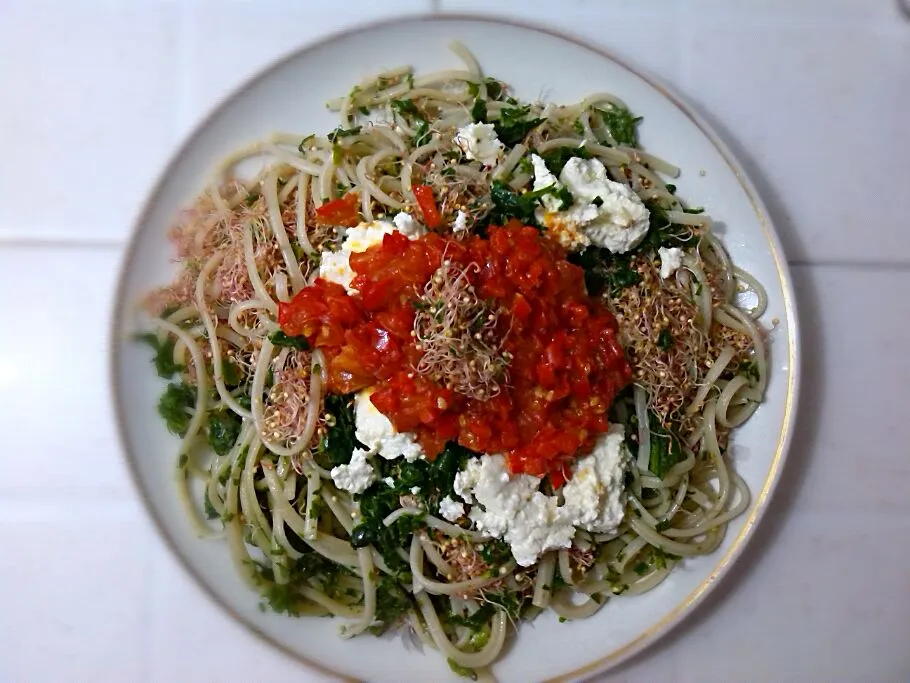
[208,409,242,456]
[318,394,365,467]
[326,125,362,143]
[539,145,591,176]
[448,659,478,681]
[268,330,310,350]
[494,104,544,146]
[640,201,691,251]
[136,332,183,379]
[203,488,219,520]
[648,415,683,478]
[370,575,415,635]
[598,104,643,147]
[567,248,641,297]
[657,327,674,350]
[470,97,487,123]
[413,119,431,147]
[390,98,421,119]
[488,179,571,226]
[157,381,196,437]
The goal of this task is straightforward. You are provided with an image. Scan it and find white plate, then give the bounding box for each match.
[110,15,800,683]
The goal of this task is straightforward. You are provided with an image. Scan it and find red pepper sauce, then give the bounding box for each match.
[278,220,631,486]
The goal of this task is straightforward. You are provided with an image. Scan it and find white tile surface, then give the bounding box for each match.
[0,246,133,500]
[438,0,683,85]
[2,3,910,683]
[678,18,910,264]
[0,1,181,242]
[0,501,156,683]
[179,0,433,135]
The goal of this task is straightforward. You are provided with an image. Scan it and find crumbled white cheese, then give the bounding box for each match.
[438,495,465,522]
[561,425,629,534]
[454,455,576,567]
[383,476,395,488]
[453,210,468,234]
[453,122,505,167]
[330,448,377,494]
[530,154,563,213]
[410,486,422,495]
[354,388,425,462]
[531,156,650,253]
[392,211,425,238]
[318,218,424,293]
[658,246,683,279]
[317,219,392,291]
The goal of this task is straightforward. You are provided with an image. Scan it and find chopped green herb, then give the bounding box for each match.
[158,381,196,436]
[657,327,674,350]
[135,332,183,379]
[208,409,242,456]
[684,205,705,215]
[369,575,414,635]
[567,247,641,297]
[413,119,431,147]
[268,330,310,350]
[203,488,219,520]
[448,659,478,680]
[390,98,420,119]
[639,200,691,251]
[655,519,672,532]
[665,183,677,194]
[572,119,585,135]
[489,179,573,226]
[177,453,188,468]
[648,415,683,478]
[633,561,649,576]
[598,104,642,147]
[517,156,534,176]
[537,145,592,176]
[470,97,487,123]
[494,104,544,146]
[318,394,365,467]
[326,125,362,143]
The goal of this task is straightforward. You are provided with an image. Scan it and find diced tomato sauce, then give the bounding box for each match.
[278,220,631,484]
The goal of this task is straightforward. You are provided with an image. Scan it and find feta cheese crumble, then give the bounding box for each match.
[453,123,505,167]
[318,215,425,292]
[658,246,683,279]
[454,454,576,567]
[452,427,630,566]
[562,425,629,534]
[531,155,650,253]
[354,388,425,462]
[330,448,377,494]
[438,495,465,522]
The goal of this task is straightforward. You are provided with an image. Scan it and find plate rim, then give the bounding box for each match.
[108,12,801,682]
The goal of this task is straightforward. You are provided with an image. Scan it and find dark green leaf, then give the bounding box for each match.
[640,200,691,251]
[648,415,683,478]
[203,488,219,520]
[413,119,431,147]
[221,359,242,388]
[370,574,414,635]
[657,327,674,350]
[494,104,544,146]
[208,409,242,456]
[158,381,196,437]
[470,97,487,123]
[598,104,643,147]
[654,519,672,532]
[268,330,310,350]
[633,561,649,576]
[538,145,592,176]
[136,332,183,379]
[327,125,362,142]
[489,179,571,226]
[567,248,641,297]
[319,394,365,467]
[390,98,420,119]
[448,659,478,680]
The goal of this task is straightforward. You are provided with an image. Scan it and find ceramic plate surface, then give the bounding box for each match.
[111,15,800,683]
